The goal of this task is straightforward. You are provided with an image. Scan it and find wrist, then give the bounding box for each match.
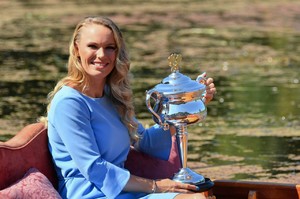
[151,180,157,193]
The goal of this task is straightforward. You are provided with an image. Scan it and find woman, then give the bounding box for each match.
[46,16,216,199]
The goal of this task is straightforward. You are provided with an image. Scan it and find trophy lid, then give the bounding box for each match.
[154,54,206,95]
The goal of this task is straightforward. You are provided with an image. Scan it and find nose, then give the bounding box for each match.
[96,48,105,58]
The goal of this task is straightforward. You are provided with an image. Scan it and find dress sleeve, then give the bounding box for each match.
[51,97,130,198]
[135,122,172,160]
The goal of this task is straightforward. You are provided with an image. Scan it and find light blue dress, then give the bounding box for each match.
[47,86,179,199]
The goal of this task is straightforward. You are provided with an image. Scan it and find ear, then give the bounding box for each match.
[74,41,79,50]
[74,42,80,58]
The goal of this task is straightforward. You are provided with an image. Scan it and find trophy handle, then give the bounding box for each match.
[145,90,169,130]
[196,72,207,103]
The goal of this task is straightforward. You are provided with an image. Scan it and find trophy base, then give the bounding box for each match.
[172,168,214,192]
[195,178,214,192]
[173,167,205,184]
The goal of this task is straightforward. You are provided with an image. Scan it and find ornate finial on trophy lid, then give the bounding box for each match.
[168,53,182,72]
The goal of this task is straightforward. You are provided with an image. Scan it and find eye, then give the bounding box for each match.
[106,46,116,51]
[88,44,98,49]
[105,46,117,54]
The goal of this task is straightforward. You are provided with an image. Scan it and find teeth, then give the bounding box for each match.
[94,63,106,66]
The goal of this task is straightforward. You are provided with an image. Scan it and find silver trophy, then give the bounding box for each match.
[146,53,213,191]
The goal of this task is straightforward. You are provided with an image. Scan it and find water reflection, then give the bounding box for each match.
[196,134,300,179]
[212,73,300,128]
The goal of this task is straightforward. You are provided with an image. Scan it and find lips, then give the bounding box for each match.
[93,62,108,68]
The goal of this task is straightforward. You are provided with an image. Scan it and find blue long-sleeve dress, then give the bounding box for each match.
[47,86,179,199]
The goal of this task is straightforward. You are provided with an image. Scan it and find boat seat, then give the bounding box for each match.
[0,122,181,189]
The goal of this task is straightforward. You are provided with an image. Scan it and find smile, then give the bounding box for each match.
[93,62,108,67]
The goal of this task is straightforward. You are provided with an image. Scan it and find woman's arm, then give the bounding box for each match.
[134,123,172,160]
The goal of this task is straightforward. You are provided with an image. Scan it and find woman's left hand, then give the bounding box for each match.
[204,77,216,104]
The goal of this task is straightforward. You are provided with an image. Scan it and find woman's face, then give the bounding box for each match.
[76,24,117,82]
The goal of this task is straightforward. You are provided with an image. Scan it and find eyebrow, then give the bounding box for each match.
[87,41,116,46]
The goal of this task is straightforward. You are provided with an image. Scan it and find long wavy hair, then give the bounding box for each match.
[42,16,138,141]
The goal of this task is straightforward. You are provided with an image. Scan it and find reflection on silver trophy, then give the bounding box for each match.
[146,53,213,190]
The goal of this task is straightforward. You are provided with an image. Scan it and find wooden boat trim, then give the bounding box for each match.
[212,179,300,199]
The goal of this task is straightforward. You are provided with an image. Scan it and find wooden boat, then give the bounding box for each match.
[0,123,299,198]
[211,180,300,199]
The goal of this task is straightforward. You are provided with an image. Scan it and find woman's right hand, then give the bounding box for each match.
[156,179,217,199]
[124,175,214,198]
[155,178,199,193]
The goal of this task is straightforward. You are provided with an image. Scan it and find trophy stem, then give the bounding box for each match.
[173,123,205,185]
[175,124,188,169]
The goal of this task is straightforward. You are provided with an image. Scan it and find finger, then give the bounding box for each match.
[175,183,198,192]
[173,187,195,194]
[185,183,198,191]
[205,93,214,99]
[206,86,216,94]
[206,83,215,90]
[204,90,216,104]
[205,77,214,85]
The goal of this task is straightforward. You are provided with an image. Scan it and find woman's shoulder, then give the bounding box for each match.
[51,86,88,108]
[53,86,109,108]
[54,86,84,100]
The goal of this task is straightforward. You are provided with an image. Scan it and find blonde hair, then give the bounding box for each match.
[43,16,138,141]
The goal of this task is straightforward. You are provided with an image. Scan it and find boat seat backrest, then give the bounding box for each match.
[0,123,181,190]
